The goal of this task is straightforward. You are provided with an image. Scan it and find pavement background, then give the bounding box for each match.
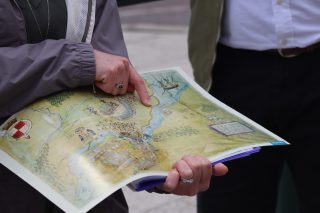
[119,0,193,77]
[118,1,197,212]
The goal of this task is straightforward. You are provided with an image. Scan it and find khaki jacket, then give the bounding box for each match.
[188,0,224,90]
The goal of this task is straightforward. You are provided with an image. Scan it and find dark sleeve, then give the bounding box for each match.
[0,40,95,118]
[92,0,128,57]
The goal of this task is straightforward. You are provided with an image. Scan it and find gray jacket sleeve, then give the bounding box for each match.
[0,40,95,118]
[0,0,128,118]
[92,0,128,57]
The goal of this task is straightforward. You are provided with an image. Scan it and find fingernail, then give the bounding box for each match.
[146,96,152,106]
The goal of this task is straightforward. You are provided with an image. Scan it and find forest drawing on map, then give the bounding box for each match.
[0,68,287,212]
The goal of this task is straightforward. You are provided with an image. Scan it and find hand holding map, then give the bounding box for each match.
[158,156,228,196]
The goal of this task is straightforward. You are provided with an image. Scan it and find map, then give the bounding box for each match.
[0,68,287,212]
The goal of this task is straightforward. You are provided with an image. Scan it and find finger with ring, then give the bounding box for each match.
[180,177,194,184]
[115,83,124,89]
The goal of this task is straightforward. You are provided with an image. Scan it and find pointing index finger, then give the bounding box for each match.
[129,65,152,106]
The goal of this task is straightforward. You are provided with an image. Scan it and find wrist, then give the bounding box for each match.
[74,43,96,85]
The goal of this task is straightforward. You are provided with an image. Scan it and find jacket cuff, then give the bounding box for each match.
[75,43,96,85]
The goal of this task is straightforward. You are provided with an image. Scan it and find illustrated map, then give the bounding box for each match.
[0,68,286,212]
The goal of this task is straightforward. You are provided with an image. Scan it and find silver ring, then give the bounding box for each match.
[115,83,124,89]
[180,177,194,184]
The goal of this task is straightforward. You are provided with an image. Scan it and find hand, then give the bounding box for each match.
[157,156,228,196]
[94,49,151,106]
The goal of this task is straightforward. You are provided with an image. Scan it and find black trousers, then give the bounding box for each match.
[0,163,128,213]
[197,44,320,213]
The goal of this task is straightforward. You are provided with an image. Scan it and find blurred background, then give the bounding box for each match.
[118,0,197,212]
[119,0,193,77]
[118,1,301,213]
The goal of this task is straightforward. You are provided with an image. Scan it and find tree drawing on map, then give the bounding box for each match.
[47,91,74,107]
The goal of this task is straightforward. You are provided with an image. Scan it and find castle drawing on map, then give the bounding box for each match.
[0,67,288,213]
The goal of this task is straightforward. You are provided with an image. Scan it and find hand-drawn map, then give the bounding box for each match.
[0,68,287,212]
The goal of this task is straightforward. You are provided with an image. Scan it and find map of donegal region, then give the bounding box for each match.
[0,68,283,212]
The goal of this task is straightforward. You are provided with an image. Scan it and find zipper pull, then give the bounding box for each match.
[15,0,26,8]
[29,0,42,8]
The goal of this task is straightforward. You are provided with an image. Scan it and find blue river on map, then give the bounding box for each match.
[69,71,189,203]
[141,72,188,143]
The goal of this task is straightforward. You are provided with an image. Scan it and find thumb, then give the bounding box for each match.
[212,163,228,176]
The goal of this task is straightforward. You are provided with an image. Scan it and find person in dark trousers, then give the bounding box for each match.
[0,0,228,212]
[189,0,320,213]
